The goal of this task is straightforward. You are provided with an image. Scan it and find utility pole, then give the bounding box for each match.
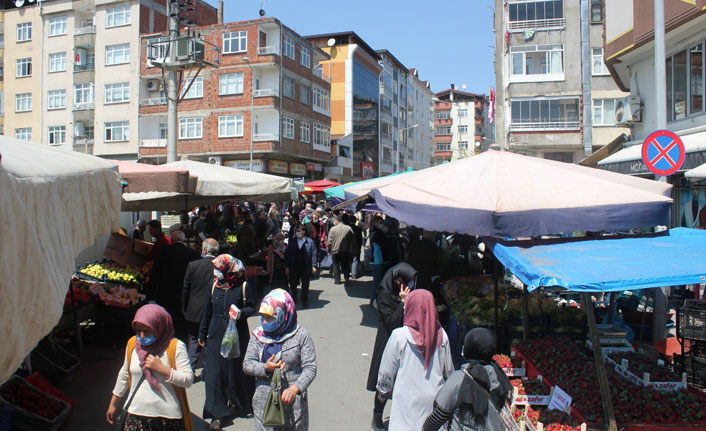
[166,1,179,163]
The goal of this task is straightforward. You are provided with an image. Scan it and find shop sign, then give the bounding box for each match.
[361,162,375,180]
[290,163,307,176]
[307,162,323,172]
[224,159,265,172]
[513,394,551,406]
[547,385,572,412]
[269,160,289,174]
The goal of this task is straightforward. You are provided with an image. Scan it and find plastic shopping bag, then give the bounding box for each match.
[220,319,240,359]
[320,250,333,268]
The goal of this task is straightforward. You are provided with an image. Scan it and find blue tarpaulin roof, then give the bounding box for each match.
[488,228,706,293]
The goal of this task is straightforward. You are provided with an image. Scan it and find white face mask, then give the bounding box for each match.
[296,232,304,239]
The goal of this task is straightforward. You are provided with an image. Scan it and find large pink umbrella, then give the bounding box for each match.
[355,150,672,238]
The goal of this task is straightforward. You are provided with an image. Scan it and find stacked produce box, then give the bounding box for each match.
[675,299,706,389]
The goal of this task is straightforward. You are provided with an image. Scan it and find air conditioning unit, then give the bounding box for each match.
[615,95,642,124]
[73,122,85,138]
[146,79,160,92]
[208,156,222,165]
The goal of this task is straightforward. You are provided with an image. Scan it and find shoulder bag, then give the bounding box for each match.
[262,367,285,426]
[116,374,145,430]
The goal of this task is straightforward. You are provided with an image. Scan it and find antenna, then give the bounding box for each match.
[259,0,266,16]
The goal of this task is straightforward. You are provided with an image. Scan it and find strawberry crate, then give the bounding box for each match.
[677,300,706,342]
[511,377,553,406]
[605,354,687,391]
[0,376,70,431]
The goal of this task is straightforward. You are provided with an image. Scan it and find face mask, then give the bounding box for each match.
[262,319,280,333]
[407,279,416,290]
[214,269,224,280]
[296,232,304,239]
[137,335,157,346]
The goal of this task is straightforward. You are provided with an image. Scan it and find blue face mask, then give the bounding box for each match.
[137,335,157,346]
[262,320,280,333]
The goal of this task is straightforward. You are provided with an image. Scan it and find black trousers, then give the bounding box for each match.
[186,321,204,369]
[331,252,351,282]
[288,267,311,301]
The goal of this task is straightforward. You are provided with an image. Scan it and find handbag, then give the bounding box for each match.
[262,367,285,426]
[116,374,145,430]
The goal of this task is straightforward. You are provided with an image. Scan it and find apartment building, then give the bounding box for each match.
[433,86,488,165]
[3,0,217,159]
[493,0,629,163]
[0,10,5,135]
[139,17,332,178]
[376,49,410,175]
[407,68,434,170]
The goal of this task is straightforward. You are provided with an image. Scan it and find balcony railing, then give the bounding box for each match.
[507,18,566,32]
[74,25,96,35]
[253,133,279,142]
[253,89,279,98]
[257,46,280,55]
[141,139,166,148]
[74,65,95,73]
[509,121,580,131]
[73,102,94,111]
[140,98,166,106]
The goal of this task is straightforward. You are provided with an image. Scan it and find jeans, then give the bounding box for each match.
[331,252,351,283]
[370,263,385,303]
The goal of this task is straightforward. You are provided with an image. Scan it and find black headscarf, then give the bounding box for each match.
[378,262,418,295]
[459,328,513,420]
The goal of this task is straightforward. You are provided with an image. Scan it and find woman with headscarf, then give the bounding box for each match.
[376,289,454,431]
[243,289,317,431]
[198,254,256,431]
[106,304,193,431]
[366,262,418,430]
[422,328,513,431]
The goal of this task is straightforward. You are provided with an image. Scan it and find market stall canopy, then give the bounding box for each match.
[487,228,706,293]
[684,161,706,181]
[324,168,415,200]
[0,138,121,384]
[301,179,341,194]
[121,160,293,211]
[339,150,672,238]
[111,160,191,193]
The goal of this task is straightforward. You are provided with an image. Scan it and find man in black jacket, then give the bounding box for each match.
[182,238,219,370]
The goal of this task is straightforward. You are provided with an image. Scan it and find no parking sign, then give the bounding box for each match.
[641,130,685,176]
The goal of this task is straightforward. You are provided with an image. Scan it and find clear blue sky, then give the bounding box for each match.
[204,0,495,95]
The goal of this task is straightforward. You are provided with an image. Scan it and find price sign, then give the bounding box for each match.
[548,385,572,412]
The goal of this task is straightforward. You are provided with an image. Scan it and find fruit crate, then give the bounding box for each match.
[678,300,706,342]
[0,376,70,431]
[29,339,80,386]
[675,354,706,389]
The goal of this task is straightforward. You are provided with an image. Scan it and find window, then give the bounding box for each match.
[592,48,609,75]
[544,152,573,163]
[15,93,32,112]
[300,46,310,68]
[105,121,130,142]
[383,147,393,163]
[218,114,243,137]
[436,126,451,135]
[313,85,330,113]
[591,0,602,22]
[48,126,66,145]
[666,44,705,121]
[49,16,67,36]
[15,128,31,141]
[181,76,203,99]
[49,52,67,73]
[283,117,295,139]
[458,141,469,150]
[300,85,311,105]
[86,126,95,139]
[593,99,617,126]
[312,122,330,152]
[437,143,451,152]
[510,45,564,81]
[283,36,295,59]
[283,77,295,99]
[74,82,95,105]
[223,31,247,54]
[159,123,168,139]
[381,121,393,138]
[48,89,66,109]
[436,111,450,119]
[508,1,564,29]
[458,109,468,118]
[106,44,130,65]
[105,82,130,104]
[381,95,393,114]
[106,6,131,28]
[313,64,324,79]
[301,122,310,143]
[219,72,244,95]
[178,117,202,139]
[510,97,580,130]
[17,23,31,42]
[458,125,468,134]
[16,58,31,77]
[690,44,703,115]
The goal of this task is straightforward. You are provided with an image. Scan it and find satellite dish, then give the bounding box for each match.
[327,38,336,47]
[259,9,266,17]
[15,0,25,6]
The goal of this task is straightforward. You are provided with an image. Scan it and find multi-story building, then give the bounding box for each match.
[305,31,381,181]
[406,68,434,170]
[376,49,410,175]
[433,86,488,165]
[3,0,217,159]
[598,0,706,228]
[493,0,629,163]
[139,17,332,178]
[0,9,5,136]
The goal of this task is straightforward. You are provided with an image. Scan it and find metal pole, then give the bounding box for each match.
[653,0,668,343]
[580,0,593,157]
[166,1,179,163]
[249,62,254,171]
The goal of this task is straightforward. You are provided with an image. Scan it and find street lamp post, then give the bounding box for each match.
[243,57,255,171]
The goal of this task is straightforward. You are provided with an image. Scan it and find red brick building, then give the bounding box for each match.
[138,17,332,178]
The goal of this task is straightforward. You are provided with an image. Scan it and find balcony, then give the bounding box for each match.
[141,139,166,148]
[73,140,94,153]
[253,133,279,142]
[257,46,280,55]
[434,118,452,125]
[509,121,580,132]
[74,65,95,73]
[435,102,452,110]
[140,98,166,106]
[73,102,94,111]
[253,89,279,98]
[74,25,96,35]
[506,18,566,32]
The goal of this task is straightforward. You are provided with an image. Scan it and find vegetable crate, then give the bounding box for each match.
[677,300,706,342]
[675,354,706,389]
[29,340,80,387]
[0,376,70,431]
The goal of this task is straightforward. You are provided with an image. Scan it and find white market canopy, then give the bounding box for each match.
[0,138,121,384]
[121,160,294,211]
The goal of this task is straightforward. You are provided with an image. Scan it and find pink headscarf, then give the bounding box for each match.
[132,304,175,394]
[403,289,443,370]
